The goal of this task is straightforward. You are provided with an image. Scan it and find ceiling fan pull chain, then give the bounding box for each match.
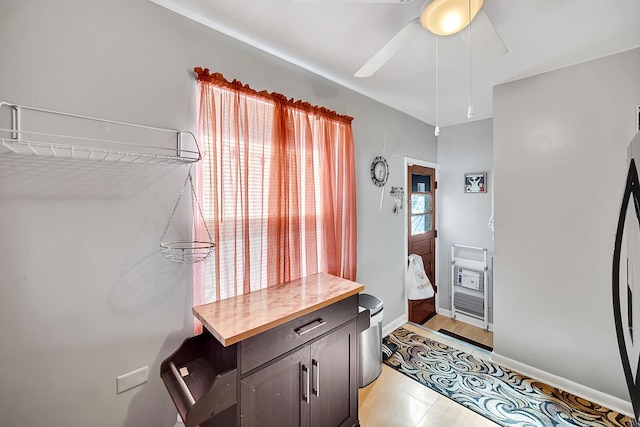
[435,35,440,137]
[467,0,475,119]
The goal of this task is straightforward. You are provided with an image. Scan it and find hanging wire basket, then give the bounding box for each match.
[160,240,215,264]
[160,167,215,264]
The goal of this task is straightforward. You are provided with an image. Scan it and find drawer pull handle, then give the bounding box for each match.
[295,318,326,336]
[312,359,320,397]
[302,364,310,403]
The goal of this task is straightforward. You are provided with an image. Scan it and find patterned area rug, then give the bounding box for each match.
[384,327,632,427]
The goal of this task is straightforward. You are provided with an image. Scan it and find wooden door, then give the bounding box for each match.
[240,346,310,427]
[309,322,358,427]
[407,165,437,324]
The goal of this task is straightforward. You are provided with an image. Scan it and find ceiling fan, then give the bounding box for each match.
[297,0,507,77]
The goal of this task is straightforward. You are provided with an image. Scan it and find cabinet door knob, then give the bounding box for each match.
[312,359,320,397]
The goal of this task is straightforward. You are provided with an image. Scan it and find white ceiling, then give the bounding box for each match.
[151,0,640,127]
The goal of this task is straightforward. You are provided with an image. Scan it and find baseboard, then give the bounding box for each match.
[437,307,494,332]
[382,313,408,338]
[490,352,634,417]
[384,309,494,334]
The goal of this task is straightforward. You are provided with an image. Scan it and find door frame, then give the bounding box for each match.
[403,157,439,321]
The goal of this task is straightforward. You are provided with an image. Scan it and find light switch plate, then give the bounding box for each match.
[116,366,148,394]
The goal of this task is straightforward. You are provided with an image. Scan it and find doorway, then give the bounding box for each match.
[407,163,437,324]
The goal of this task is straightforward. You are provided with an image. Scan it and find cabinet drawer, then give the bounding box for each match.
[240,295,357,374]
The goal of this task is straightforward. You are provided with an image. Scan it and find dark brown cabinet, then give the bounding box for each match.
[241,346,309,427]
[162,294,360,427]
[309,322,357,427]
[240,321,357,427]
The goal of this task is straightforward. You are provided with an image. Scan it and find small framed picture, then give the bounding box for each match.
[464,172,487,193]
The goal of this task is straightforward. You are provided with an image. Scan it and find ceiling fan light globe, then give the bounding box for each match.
[420,0,484,36]
[440,12,464,34]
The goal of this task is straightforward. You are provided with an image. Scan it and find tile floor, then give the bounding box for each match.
[358,322,498,427]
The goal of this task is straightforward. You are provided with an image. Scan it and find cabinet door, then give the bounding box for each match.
[310,321,358,427]
[241,346,311,427]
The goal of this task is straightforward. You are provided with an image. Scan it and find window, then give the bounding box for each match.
[193,68,357,307]
[411,174,433,235]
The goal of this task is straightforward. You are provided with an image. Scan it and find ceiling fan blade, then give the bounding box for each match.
[460,9,508,62]
[294,0,413,3]
[354,18,422,78]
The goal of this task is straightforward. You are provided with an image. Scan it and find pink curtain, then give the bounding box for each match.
[193,68,357,325]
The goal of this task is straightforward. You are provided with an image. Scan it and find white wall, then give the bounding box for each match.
[0,0,434,426]
[493,47,640,404]
[357,122,437,333]
[437,119,494,323]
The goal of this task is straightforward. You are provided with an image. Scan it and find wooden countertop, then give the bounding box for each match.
[192,273,364,346]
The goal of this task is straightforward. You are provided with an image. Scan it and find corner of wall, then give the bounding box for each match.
[383,313,408,338]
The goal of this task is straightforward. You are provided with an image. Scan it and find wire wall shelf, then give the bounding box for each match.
[0,101,201,165]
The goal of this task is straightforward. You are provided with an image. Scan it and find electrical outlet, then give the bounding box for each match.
[116,366,148,394]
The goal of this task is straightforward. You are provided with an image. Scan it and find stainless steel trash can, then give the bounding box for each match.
[358,293,383,388]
